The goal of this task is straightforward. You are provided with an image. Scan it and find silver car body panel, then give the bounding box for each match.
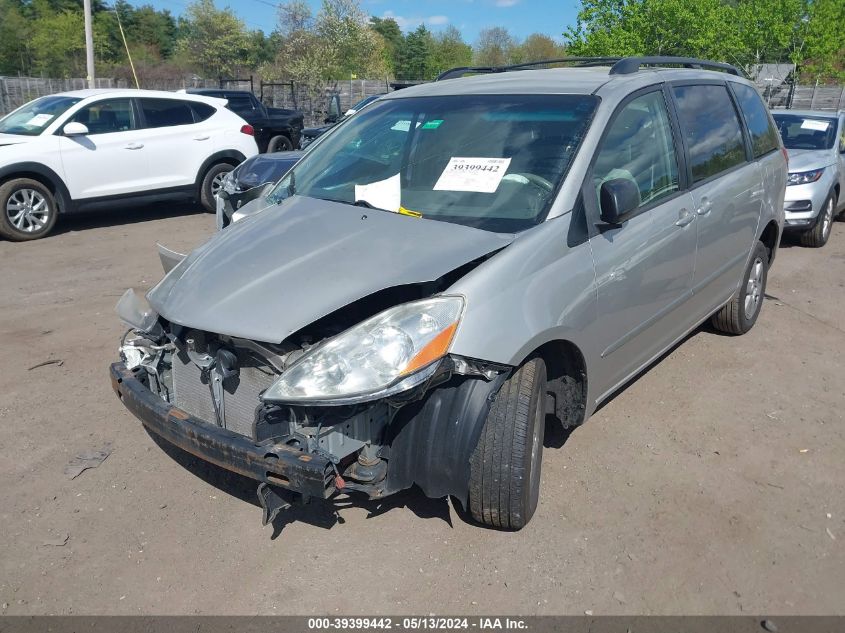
[145,66,786,418]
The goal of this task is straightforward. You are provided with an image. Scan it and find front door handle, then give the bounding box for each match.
[675,208,695,227]
[193,135,210,141]
[124,142,144,150]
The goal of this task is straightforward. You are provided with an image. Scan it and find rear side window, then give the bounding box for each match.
[139,99,195,128]
[191,102,216,122]
[732,83,779,157]
[593,91,680,209]
[672,85,747,183]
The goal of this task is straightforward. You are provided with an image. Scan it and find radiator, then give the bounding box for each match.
[171,346,278,438]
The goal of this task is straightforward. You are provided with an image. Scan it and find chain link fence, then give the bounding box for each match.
[0,76,394,126]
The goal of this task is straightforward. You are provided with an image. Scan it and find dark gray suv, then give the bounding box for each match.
[112,57,786,530]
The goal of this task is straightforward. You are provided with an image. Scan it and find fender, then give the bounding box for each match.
[0,162,74,213]
[194,150,247,196]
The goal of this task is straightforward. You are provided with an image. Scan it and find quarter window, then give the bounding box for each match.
[732,83,779,158]
[191,102,216,122]
[139,98,196,128]
[593,91,680,210]
[672,85,747,182]
[70,98,135,134]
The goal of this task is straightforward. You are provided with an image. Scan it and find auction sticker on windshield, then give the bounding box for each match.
[801,119,830,131]
[434,157,512,193]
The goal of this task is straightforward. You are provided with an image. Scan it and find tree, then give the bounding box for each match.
[517,33,564,63]
[431,26,472,76]
[370,16,403,74]
[802,0,845,79]
[397,25,435,79]
[176,0,257,77]
[474,27,517,66]
[0,0,32,74]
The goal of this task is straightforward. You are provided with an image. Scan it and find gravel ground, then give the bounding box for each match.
[0,205,843,615]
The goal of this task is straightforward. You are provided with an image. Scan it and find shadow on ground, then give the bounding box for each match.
[50,201,205,237]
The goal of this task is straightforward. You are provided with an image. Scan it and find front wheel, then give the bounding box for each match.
[267,135,293,153]
[711,241,769,335]
[468,357,547,530]
[800,192,835,248]
[200,163,233,213]
[0,178,58,241]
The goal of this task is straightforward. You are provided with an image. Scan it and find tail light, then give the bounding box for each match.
[240,124,254,136]
[781,146,789,168]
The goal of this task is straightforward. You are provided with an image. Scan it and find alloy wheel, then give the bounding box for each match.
[744,256,764,317]
[6,188,50,233]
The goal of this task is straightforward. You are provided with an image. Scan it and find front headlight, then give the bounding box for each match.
[787,168,824,186]
[263,296,464,405]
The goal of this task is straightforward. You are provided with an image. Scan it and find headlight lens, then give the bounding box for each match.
[263,296,464,404]
[787,168,824,186]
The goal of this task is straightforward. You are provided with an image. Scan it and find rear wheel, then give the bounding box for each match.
[267,135,293,153]
[200,163,233,213]
[800,192,835,248]
[711,241,769,335]
[468,357,546,530]
[0,178,58,241]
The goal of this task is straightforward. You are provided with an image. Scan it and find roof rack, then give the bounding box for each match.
[435,57,622,81]
[609,56,743,76]
[435,55,743,82]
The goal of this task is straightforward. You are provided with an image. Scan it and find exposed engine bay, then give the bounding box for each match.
[115,256,511,523]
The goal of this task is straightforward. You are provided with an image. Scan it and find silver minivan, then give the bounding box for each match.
[112,57,786,530]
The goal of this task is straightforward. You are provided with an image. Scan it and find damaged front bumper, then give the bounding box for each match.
[110,362,335,499]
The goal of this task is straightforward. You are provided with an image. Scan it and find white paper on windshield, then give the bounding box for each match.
[26,113,53,127]
[354,173,401,212]
[391,120,421,132]
[434,157,512,193]
[801,119,830,131]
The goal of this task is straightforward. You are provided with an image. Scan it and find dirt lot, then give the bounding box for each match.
[0,205,843,616]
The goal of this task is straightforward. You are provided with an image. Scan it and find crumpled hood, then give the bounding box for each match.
[786,148,835,173]
[148,196,514,343]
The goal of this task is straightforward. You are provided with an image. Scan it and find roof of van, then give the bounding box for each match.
[382,66,754,100]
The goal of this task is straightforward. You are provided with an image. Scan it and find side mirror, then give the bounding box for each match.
[599,178,640,225]
[63,122,89,136]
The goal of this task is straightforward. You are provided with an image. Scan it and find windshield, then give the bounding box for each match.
[773,114,838,150]
[268,94,598,232]
[0,95,82,136]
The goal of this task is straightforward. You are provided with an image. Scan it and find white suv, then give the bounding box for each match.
[0,89,258,241]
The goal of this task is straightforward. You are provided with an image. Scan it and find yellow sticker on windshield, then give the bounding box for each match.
[398,206,423,218]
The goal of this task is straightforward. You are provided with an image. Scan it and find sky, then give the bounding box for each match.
[140,0,582,44]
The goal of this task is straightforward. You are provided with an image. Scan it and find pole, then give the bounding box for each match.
[114,9,139,89]
[83,0,95,88]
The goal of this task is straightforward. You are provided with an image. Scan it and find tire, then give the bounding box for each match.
[711,241,769,335]
[799,192,835,248]
[469,357,547,530]
[199,163,233,213]
[0,178,58,241]
[267,135,293,153]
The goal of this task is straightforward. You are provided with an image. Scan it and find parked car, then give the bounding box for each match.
[300,93,385,149]
[184,89,304,153]
[216,150,304,229]
[111,57,785,530]
[0,89,258,241]
[771,109,845,247]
